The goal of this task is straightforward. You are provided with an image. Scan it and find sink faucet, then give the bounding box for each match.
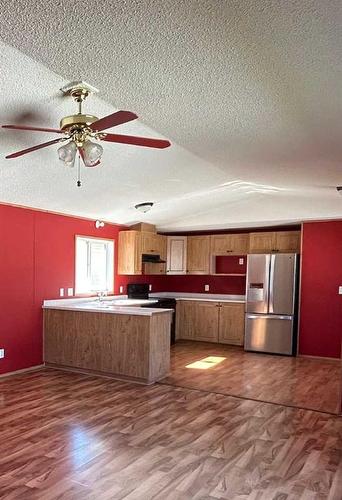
[97,290,107,303]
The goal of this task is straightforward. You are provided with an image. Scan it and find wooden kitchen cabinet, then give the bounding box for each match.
[248,232,276,253]
[141,232,162,254]
[166,236,187,274]
[187,236,210,274]
[118,230,166,275]
[249,231,301,253]
[176,300,219,342]
[118,230,142,275]
[176,300,196,340]
[176,300,245,345]
[218,303,245,346]
[210,234,249,255]
[144,233,167,275]
[275,231,301,253]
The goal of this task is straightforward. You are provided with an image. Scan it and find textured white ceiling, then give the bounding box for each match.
[0,0,342,230]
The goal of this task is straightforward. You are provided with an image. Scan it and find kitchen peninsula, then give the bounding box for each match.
[43,298,173,384]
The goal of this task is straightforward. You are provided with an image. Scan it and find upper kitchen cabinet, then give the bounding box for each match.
[210,234,249,255]
[143,233,167,275]
[141,232,163,254]
[118,230,167,275]
[249,231,301,254]
[166,236,187,274]
[118,231,142,275]
[275,231,301,253]
[186,235,210,274]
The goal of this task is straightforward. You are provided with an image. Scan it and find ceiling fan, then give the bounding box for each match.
[2,82,171,185]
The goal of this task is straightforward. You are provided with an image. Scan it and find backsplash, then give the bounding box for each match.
[119,273,246,295]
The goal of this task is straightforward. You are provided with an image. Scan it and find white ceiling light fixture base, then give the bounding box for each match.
[135,202,154,213]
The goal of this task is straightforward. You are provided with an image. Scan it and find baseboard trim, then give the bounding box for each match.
[44,363,156,385]
[298,354,340,362]
[0,364,44,379]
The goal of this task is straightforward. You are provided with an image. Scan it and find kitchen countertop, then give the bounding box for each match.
[43,298,172,316]
[150,292,245,303]
[43,292,245,314]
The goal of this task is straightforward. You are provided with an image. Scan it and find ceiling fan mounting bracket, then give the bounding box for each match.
[60,81,99,102]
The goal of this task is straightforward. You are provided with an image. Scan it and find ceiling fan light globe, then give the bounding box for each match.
[83,140,103,167]
[58,141,77,166]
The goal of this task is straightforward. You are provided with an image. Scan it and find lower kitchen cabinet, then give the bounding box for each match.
[176,300,245,345]
[176,300,219,342]
[218,302,245,345]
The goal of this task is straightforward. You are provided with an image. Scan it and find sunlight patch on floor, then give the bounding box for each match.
[185,356,226,369]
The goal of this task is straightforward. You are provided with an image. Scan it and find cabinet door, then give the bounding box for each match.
[118,231,142,275]
[249,232,276,253]
[229,234,249,254]
[176,300,197,340]
[141,232,159,254]
[187,236,210,274]
[144,234,167,275]
[192,301,219,342]
[275,231,301,253]
[167,236,187,274]
[211,234,249,255]
[210,235,231,255]
[218,303,245,346]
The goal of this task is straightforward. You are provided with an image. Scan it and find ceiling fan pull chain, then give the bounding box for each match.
[77,153,82,187]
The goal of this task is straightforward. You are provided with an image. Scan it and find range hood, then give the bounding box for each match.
[142,253,166,264]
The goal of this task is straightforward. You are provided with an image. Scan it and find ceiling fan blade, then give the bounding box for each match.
[90,111,137,132]
[77,147,101,167]
[2,124,64,134]
[5,138,66,159]
[101,133,171,149]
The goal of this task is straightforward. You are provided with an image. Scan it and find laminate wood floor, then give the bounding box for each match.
[161,341,342,414]
[0,369,342,499]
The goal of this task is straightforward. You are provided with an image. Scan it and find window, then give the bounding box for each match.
[75,236,114,294]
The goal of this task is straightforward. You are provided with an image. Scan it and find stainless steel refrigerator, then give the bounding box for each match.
[244,253,299,355]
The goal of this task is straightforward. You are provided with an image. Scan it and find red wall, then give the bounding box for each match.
[122,273,246,295]
[0,204,125,375]
[2,202,340,376]
[299,221,342,358]
[0,204,246,375]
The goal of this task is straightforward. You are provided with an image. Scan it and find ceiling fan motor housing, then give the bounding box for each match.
[60,114,99,131]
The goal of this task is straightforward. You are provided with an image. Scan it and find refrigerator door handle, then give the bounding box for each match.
[269,254,275,313]
[246,314,293,320]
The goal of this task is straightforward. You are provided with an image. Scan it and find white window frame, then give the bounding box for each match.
[75,235,114,295]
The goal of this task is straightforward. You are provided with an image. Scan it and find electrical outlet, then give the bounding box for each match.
[204,284,210,292]
[239,258,244,265]
[119,286,124,294]
[149,284,152,292]
[67,288,73,296]
[339,286,342,295]
[59,288,64,297]
[0,349,5,359]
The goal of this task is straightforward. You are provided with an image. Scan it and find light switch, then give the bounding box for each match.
[59,288,64,297]
[149,284,152,291]
[205,284,210,292]
[239,258,244,265]
[67,288,73,296]
[119,286,124,294]
[339,286,342,295]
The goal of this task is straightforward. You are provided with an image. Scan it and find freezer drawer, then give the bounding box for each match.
[244,314,294,355]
